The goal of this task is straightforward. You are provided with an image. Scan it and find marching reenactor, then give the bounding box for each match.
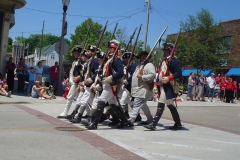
[57,46,83,118]
[143,43,182,130]
[70,45,99,123]
[65,49,88,120]
[87,39,130,130]
[127,51,156,125]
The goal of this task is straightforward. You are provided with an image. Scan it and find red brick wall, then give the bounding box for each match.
[220,19,240,68]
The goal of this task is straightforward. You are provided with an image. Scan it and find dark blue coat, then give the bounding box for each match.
[125,62,137,92]
[162,57,182,99]
[110,57,124,81]
[90,58,99,82]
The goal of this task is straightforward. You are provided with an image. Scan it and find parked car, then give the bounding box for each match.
[42,65,50,86]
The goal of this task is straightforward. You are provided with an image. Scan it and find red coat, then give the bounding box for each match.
[226,81,233,90]
[220,80,227,91]
[233,81,238,92]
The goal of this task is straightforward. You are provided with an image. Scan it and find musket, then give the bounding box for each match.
[124,27,137,52]
[124,24,142,80]
[138,26,168,90]
[111,23,118,40]
[84,21,108,81]
[82,25,91,50]
[168,28,182,63]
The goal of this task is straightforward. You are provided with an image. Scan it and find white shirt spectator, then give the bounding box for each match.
[206,76,216,88]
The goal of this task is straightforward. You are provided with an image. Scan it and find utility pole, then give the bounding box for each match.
[143,0,150,51]
[39,20,45,61]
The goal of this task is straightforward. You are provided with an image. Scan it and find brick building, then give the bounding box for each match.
[167,18,240,76]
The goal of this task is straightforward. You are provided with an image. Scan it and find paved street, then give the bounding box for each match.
[1,94,240,160]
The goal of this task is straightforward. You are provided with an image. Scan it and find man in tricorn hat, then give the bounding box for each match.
[87,39,130,130]
[127,51,156,125]
[57,45,83,118]
[69,44,99,123]
[143,43,183,130]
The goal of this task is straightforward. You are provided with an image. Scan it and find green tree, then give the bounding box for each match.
[14,34,68,55]
[65,18,103,61]
[7,37,13,52]
[176,8,223,71]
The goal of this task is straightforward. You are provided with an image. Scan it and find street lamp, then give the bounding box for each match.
[56,0,70,96]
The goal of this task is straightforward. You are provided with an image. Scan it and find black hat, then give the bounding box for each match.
[107,39,120,49]
[122,52,133,59]
[96,51,105,59]
[162,43,174,50]
[81,49,88,57]
[136,51,149,59]
[87,45,97,51]
[71,45,82,53]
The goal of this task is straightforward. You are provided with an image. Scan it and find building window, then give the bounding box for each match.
[216,36,232,54]
[51,53,55,59]
[218,58,228,67]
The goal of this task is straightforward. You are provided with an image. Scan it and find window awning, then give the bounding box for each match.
[226,68,240,76]
[182,69,212,77]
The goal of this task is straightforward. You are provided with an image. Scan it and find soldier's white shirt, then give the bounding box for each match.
[131,63,156,99]
[69,60,79,85]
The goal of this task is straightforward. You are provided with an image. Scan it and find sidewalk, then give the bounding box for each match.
[1,94,240,159]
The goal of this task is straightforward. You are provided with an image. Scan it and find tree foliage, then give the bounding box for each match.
[173,8,224,71]
[13,34,69,56]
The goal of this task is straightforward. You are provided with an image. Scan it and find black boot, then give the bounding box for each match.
[69,113,83,123]
[143,103,165,130]
[124,111,130,119]
[108,108,120,126]
[65,110,78,120]
[86,101,105,130]
[81,116,91,126]
[167,105,182,130]
[82,114,89,119]
[110,104,130,129]
[134,114,142,122]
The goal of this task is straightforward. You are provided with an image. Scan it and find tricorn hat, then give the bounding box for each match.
[71,45,82,53]
[122,52,134,59]
[80,49,88,57]
[96,51,105,59]
[162,43,174,50]
[87,45,97,51]
[136,51,149,59]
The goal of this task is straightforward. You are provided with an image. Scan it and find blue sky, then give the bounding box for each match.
[9,0,240,47]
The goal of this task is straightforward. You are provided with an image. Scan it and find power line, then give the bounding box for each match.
[152,8,180,29]
[23,7,144,19]
[10,10,144,35]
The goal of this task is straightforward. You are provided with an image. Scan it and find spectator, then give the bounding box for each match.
[0,76,11,97]
[206,73,216,102]
[35,61,43,83]
[27,67,36,96]
[63,81,70,99]
[214,83,220,98]
[197,73,205,101]
[220,76,227,102]
[237,76,240,100]
[40,81,52,100]
[215,74,222,84]
[232,80,238,103]
[225,78,233,103]
[5,57,16,92]
[192,74,197,101]
[31,81,52,100]
[186,72,195,101]
[49,61,59,93]
[16,58,28,93]
[47,85,56,99]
